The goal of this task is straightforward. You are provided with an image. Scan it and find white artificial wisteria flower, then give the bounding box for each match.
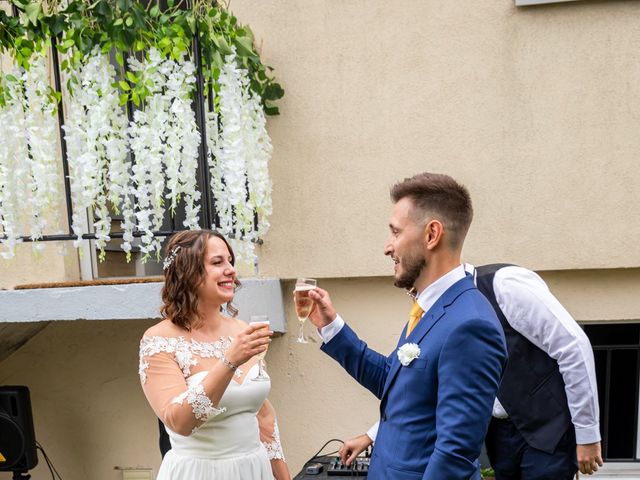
[0,64,29,259]
[243,89,273,238]
[128,48,201,260]
[127,49,167,259]
[215,50,251,239]
[23,50,63,248]
[0,52,62,258]
[163,55,201,230]
[62,47,128,257]
[209,49,274,264]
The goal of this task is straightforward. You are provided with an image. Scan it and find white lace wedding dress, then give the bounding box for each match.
[139,335,284,480]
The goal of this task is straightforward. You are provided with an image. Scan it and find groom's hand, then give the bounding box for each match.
[577,441,603,475]
[307,287,337,329]
[339,434,373,466]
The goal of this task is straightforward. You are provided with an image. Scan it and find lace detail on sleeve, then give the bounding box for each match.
[139,335,236,384]
[139,336,197,383]
[171,380,226,428]
[262,420,285,461]
[138,358,150,384]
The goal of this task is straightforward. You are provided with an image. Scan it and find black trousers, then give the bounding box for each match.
[486,418,578,480]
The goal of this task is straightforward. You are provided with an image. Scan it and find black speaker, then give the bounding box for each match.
[0,386,38,472]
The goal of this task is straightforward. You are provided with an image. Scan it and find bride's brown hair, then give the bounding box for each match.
[161,230,240,330]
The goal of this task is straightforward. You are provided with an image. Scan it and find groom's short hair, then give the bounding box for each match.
[390,172,473,250]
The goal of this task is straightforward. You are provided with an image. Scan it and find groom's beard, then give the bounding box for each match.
[394,250,426,290]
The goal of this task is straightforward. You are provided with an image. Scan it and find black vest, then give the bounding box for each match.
[476,264,572,453]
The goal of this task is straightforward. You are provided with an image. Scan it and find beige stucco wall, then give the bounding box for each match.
[0,244,80,289]
[234,0,640,278]
[1,270,638,480]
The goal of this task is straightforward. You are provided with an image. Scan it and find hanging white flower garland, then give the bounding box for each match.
[1,47,274,266]
[209,50,274,264]
[0,64,29,259]
[128,48,201,260]
[162,54,201,231]
[62,47,129,258]
[244,88,273,238]
[0,51,62,258]
[23,52,63,247]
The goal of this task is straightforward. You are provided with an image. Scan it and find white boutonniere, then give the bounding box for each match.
[397,343,421,366]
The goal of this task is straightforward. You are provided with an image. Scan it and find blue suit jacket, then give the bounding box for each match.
[321,275,507,480]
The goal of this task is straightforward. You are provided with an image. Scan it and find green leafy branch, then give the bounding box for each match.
[3,0,283,114]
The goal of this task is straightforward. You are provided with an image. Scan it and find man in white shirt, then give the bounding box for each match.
[338,264,604,479]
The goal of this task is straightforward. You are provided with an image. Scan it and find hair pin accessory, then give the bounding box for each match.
[163,246,182,271]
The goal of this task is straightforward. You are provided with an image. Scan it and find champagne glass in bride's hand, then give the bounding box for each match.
[294,278,317,344]
[249,315,270,382]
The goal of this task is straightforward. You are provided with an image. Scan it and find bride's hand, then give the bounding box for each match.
[225,323,272,366]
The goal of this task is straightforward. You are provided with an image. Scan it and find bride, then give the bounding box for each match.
[139,230,290,479]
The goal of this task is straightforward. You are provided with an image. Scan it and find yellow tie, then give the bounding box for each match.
[406,301,424,337]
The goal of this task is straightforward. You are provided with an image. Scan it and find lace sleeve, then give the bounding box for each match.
[171,377,226,424]
[257,399,285,461]
[139,336,225,436]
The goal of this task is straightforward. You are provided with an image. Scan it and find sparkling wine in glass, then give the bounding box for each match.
[250,315,270,382]
[294,278,317,344]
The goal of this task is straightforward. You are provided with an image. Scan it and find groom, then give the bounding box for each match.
[308,172,508,479]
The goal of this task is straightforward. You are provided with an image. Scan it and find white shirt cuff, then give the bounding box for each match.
[366,422,379,442]
[575,425,601,445]
[318,315,344,343]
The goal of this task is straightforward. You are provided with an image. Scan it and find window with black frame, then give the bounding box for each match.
[583,323,640,462]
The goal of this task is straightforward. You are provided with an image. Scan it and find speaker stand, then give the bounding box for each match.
[12,472,31,480]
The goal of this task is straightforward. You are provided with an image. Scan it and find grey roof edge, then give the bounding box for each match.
[0,278,287,333]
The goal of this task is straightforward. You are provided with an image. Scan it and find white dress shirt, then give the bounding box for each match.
[322,264,601,446]
[485,265,601,445]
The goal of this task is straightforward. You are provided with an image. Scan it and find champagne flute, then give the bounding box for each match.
[250,315,270,382]
[294,278,317,344]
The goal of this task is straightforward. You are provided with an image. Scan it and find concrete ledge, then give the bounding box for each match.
[0,278,287,332]
[591,463,640,479]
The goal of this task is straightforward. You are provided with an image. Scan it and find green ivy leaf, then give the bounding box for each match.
[118,80,130,91]
[264,83,284,101]
[24,1,42,26]
[264,101,279,116]
[212,50,222,69]
[215,35,232,55]
[233,36,254,57]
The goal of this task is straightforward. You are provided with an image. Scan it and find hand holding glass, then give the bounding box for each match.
[294,278,317,344]
[249,315,270,381]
